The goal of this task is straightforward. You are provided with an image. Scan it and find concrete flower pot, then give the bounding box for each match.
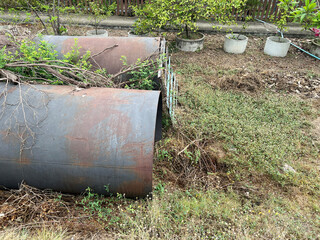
[128,30,149,37]
[223,34,248,54]
[176,32,205,52]
[264,36,291,57]
[310,39,320,58]
[86,29,108,37]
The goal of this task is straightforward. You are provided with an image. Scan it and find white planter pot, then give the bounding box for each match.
[223,34,248,54]
[86,29,108,37]
[176,32,205,52]
[310,39,320,58]
[264,36,291,57]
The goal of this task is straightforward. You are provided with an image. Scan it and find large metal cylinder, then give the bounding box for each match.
[37,36,162,74]
[0,83,161,198]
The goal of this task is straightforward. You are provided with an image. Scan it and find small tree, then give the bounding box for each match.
[88,1,116,35]
[133,0,246,39]
[131,1,171,35]
[290,0,320,42]
[275,0,298,35]
[27,0,76,35]
[276,0,319,41]
[290,0,319,30]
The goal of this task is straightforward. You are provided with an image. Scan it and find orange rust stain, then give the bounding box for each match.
[19,157,31,165]
[43,85,74,95]
[65,90,130,167]
[65,136,92,167]
[120,142,154,171]
[0,131,19,145]
[7,86,17,94]
[116,179,151,198]
[61,37,160,74]
[118,142,153,197]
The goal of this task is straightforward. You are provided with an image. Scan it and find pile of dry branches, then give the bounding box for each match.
[0,183,78,228]
[155,125,219,189]
[0,56,157,89]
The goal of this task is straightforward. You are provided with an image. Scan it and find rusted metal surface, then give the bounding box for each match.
[0,83,161,197]
[37,36,161,74]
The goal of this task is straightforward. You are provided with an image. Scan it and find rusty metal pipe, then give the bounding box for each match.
[0,83,161,198]
[36,36,162,74]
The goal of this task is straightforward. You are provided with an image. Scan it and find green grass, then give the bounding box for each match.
[177,63,215,76]
[178,78,320,193]
[118,187,320,239]
[0,227,70,240]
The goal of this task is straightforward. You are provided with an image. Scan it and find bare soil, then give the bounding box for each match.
[170,33,320,99]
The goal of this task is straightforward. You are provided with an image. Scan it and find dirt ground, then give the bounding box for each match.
[170,33,320,99]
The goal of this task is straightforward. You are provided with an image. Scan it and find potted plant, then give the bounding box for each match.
[127,19,151,37]
[290,0,320,57]
[134,0,246,52]
[264,0,297,57]
[86,1,116,36]
[128,4,160,37]
[223,16,251,54]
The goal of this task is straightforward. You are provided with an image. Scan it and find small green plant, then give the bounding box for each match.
[228,16,252,40]
[157,149,171,161]
[88,1,116,35]
[154,181,166,195]
[78,186,126,229]
[27,0,76,35]
[120,56,157,90]
[79,187,112,224]
[0,37,97,85]
[273,0,299,40]
[290,0,319,30]
[54,193,63,202]
[289,0,320,43]
[63,38,92,70]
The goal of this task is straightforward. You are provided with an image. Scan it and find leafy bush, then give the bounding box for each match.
[120,56,158,90]
[290,0,320,30]
[133,0,246,39]
[0,0,39,10]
